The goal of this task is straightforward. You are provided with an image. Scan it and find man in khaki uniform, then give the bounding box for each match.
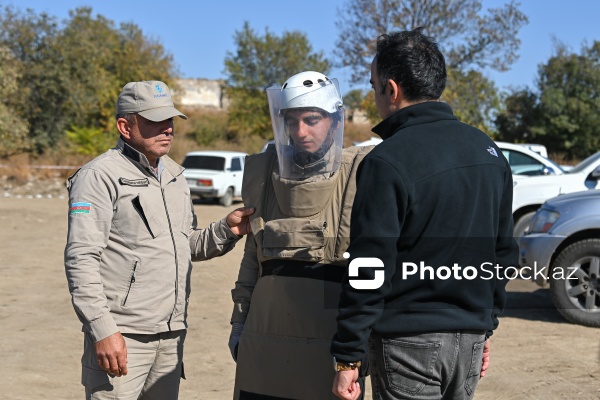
[64,80,253,400]
[229,71,372,399]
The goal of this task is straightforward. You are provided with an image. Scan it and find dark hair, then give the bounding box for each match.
[116,113,137,126]
[375,27,446,102]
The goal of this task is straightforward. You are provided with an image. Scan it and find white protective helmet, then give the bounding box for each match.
[266,71,345,180]
[279,71,343,113]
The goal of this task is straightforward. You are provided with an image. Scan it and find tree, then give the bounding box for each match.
[224,22,330,139]
[335,0,527,84]
[0,6,70,153]
[58,8,177,134]
[0,5,177,155]
[0,45,30,156]
[494,89,539,143]
[334,0,527,131]
[343,89,364,122]
[495,41,600,159]
[360,91,380,123]
[443,68,500,134]
[533,41,600,158]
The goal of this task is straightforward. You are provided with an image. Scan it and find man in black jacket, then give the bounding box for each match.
[331,28,519,400]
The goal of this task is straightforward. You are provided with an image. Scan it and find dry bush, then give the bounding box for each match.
[343,122,376,147]
[0,149,87,183]
[0,154,31,183]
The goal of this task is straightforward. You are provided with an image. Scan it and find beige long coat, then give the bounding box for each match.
[231,145,372,399]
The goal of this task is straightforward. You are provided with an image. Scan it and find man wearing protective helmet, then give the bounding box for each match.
[270,70,345,180]
[229,71,372,399]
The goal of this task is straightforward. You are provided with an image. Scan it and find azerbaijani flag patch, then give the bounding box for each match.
[70,202,91,215]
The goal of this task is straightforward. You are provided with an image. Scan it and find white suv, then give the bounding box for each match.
[355,138,564,177]
[182,151,247,206]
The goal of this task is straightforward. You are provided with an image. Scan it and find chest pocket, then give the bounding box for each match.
[262,218,327,261]
[113,191,165,249]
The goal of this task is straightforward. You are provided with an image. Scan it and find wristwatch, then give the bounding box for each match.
[333,357,362,372]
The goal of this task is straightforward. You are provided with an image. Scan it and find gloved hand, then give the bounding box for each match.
[228,322,244,361]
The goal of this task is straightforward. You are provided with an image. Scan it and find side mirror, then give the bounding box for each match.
[591,166,600,179]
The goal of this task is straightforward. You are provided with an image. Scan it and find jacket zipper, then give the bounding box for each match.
[162,185,179,330]
[122,260,138,306]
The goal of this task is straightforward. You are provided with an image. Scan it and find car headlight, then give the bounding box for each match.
[528,209,560,233]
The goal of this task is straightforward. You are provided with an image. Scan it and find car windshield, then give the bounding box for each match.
[569,152,600,174]
[182,155,225,171]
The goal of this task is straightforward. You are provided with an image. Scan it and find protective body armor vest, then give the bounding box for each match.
[233,145,372,400]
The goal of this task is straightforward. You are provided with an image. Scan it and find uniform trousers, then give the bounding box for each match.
[82,330,186,400]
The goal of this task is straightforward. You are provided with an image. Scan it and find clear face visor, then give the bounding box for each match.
[266,79,344,180]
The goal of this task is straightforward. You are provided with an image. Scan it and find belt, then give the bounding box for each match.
[260,259,347,283]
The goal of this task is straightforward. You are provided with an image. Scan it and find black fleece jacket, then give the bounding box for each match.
[331,101,519,362]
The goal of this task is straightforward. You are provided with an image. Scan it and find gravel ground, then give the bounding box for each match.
[1,176,68,199]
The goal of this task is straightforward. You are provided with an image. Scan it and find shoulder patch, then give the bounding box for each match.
[119,177,149,187]
[70,202,91,214]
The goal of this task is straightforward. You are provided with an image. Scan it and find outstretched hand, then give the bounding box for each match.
[226,207,255,236]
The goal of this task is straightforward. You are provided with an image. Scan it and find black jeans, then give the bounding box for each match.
[369,331,486,400]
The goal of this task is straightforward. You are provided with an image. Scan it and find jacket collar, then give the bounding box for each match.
[116,138,184,180]
[372,101,457,140]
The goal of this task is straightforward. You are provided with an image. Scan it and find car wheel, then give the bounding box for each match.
[513,211,536,238]
[219,187,233,207]
[549,239,600,327]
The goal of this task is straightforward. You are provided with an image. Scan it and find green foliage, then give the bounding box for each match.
[225,87,273,139]
[533,42,600,158]
[188,110,230,146]
[0,6,70,153]
[361,91,380,124]
[66,126,115,156]
[224,22,330,139]
[495,41,600,159]
[0,45,30,156]
[0,5,176,155]
[494,89,539,143]
[344,90,364,110]
[443,68,500,134]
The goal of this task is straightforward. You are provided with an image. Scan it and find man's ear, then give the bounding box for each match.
[388,79,400,102]
[116,118,132,139]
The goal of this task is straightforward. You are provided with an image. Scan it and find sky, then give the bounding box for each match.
[6,0,600,95]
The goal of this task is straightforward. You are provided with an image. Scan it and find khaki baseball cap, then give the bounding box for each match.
[116,80,187,121]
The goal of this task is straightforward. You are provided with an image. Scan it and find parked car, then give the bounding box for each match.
[517,143,548,158]
[518,190,600,327]
[496,141,564,176]
[512,151,600,237]
[181,150,247,206]
[355,138,564,177]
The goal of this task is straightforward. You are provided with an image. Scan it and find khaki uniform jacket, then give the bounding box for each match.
[65,138,241,342]
[231,146,372,400]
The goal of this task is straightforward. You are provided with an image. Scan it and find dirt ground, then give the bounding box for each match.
[1,196,599,400]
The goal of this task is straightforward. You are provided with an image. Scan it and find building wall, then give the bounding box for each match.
[174,78,366,123]
[174,78,228,109]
